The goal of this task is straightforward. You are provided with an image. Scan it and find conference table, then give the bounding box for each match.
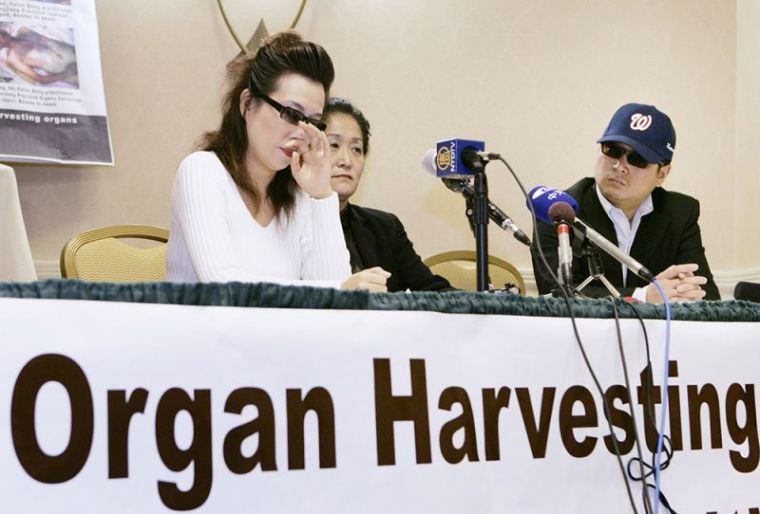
[0,164,37,281]
[1,280,758,513]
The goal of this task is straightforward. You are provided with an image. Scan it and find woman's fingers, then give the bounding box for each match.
[289,123,332,198]
[341,267,392,292]
[290,148,302,173]
[298,121,324,158]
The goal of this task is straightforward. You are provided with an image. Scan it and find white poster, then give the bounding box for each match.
[0,0,112,165]
[1,297,759,513]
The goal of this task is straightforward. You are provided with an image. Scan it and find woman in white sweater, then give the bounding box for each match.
[167,32,389,291]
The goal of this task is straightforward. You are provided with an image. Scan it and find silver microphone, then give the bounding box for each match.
[573,218,655,282]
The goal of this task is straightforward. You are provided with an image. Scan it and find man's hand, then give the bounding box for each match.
[645,263,707,303]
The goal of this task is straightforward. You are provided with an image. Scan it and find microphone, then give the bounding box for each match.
[428,138,486,178]
[528,186,655,283]
[548,202,574,286]
[573,218,655,282]
[422,150,531,246]
[527,186,579,224]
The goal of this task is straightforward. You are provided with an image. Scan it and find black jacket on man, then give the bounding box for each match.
[531,177,720,300]
[341,203,452,292]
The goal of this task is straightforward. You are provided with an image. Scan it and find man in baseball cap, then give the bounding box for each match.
[531,102,719,302]
[597,102,676,165]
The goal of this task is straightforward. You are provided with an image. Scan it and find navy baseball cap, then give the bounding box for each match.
[596,103,676,164]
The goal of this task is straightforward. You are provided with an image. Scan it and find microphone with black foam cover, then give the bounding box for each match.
[422,149,531,246]
[528,185,655,283]
[547,201,575,286]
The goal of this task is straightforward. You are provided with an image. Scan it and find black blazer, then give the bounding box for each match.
[342,204,452,292]
[531,177,720,300]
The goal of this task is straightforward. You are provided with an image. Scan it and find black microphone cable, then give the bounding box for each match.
[607,297,655,514]
[493,146,674,513]
[490,154,642,514]
[486,154,566,299]
[621,300,678,514]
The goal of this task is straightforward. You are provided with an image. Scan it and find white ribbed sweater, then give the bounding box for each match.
[166,151,351,288]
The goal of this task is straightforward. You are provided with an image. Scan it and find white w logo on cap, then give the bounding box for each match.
[630,113,652,131]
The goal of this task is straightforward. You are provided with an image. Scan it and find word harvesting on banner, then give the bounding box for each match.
[8,354,760,511]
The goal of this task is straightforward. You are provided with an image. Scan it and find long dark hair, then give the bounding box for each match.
[201,31,334,218]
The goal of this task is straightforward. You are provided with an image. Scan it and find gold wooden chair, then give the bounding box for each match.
[60,225,169,281]
[423,250,526,293]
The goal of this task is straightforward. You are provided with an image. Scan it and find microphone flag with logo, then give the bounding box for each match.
[432,139,485,178]
[527,186,579,224]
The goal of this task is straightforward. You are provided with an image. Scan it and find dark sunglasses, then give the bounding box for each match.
[250,86,326,131]
[600,142,651,169]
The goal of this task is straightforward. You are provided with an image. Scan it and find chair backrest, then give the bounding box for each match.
[423,250,526,293]
[60,225,169,282]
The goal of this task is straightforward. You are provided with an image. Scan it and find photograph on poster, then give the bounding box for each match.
[0,23,78,88]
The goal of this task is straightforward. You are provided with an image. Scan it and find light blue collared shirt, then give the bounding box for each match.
[594,184,653,299]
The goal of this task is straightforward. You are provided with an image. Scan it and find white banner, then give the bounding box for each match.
[1,297,758,513]
[0,0,112,164]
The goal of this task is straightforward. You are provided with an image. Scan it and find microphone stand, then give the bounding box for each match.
[464,196,476,235]
[575,239,621,298]
[464,195,493,291]
[472,162,489,292]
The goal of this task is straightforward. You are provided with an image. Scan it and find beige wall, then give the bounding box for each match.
[736,0,760,271]
[11,0,755,289]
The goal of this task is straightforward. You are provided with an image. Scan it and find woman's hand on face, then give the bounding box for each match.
[340,267,391,292]
[290,122,333,199]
